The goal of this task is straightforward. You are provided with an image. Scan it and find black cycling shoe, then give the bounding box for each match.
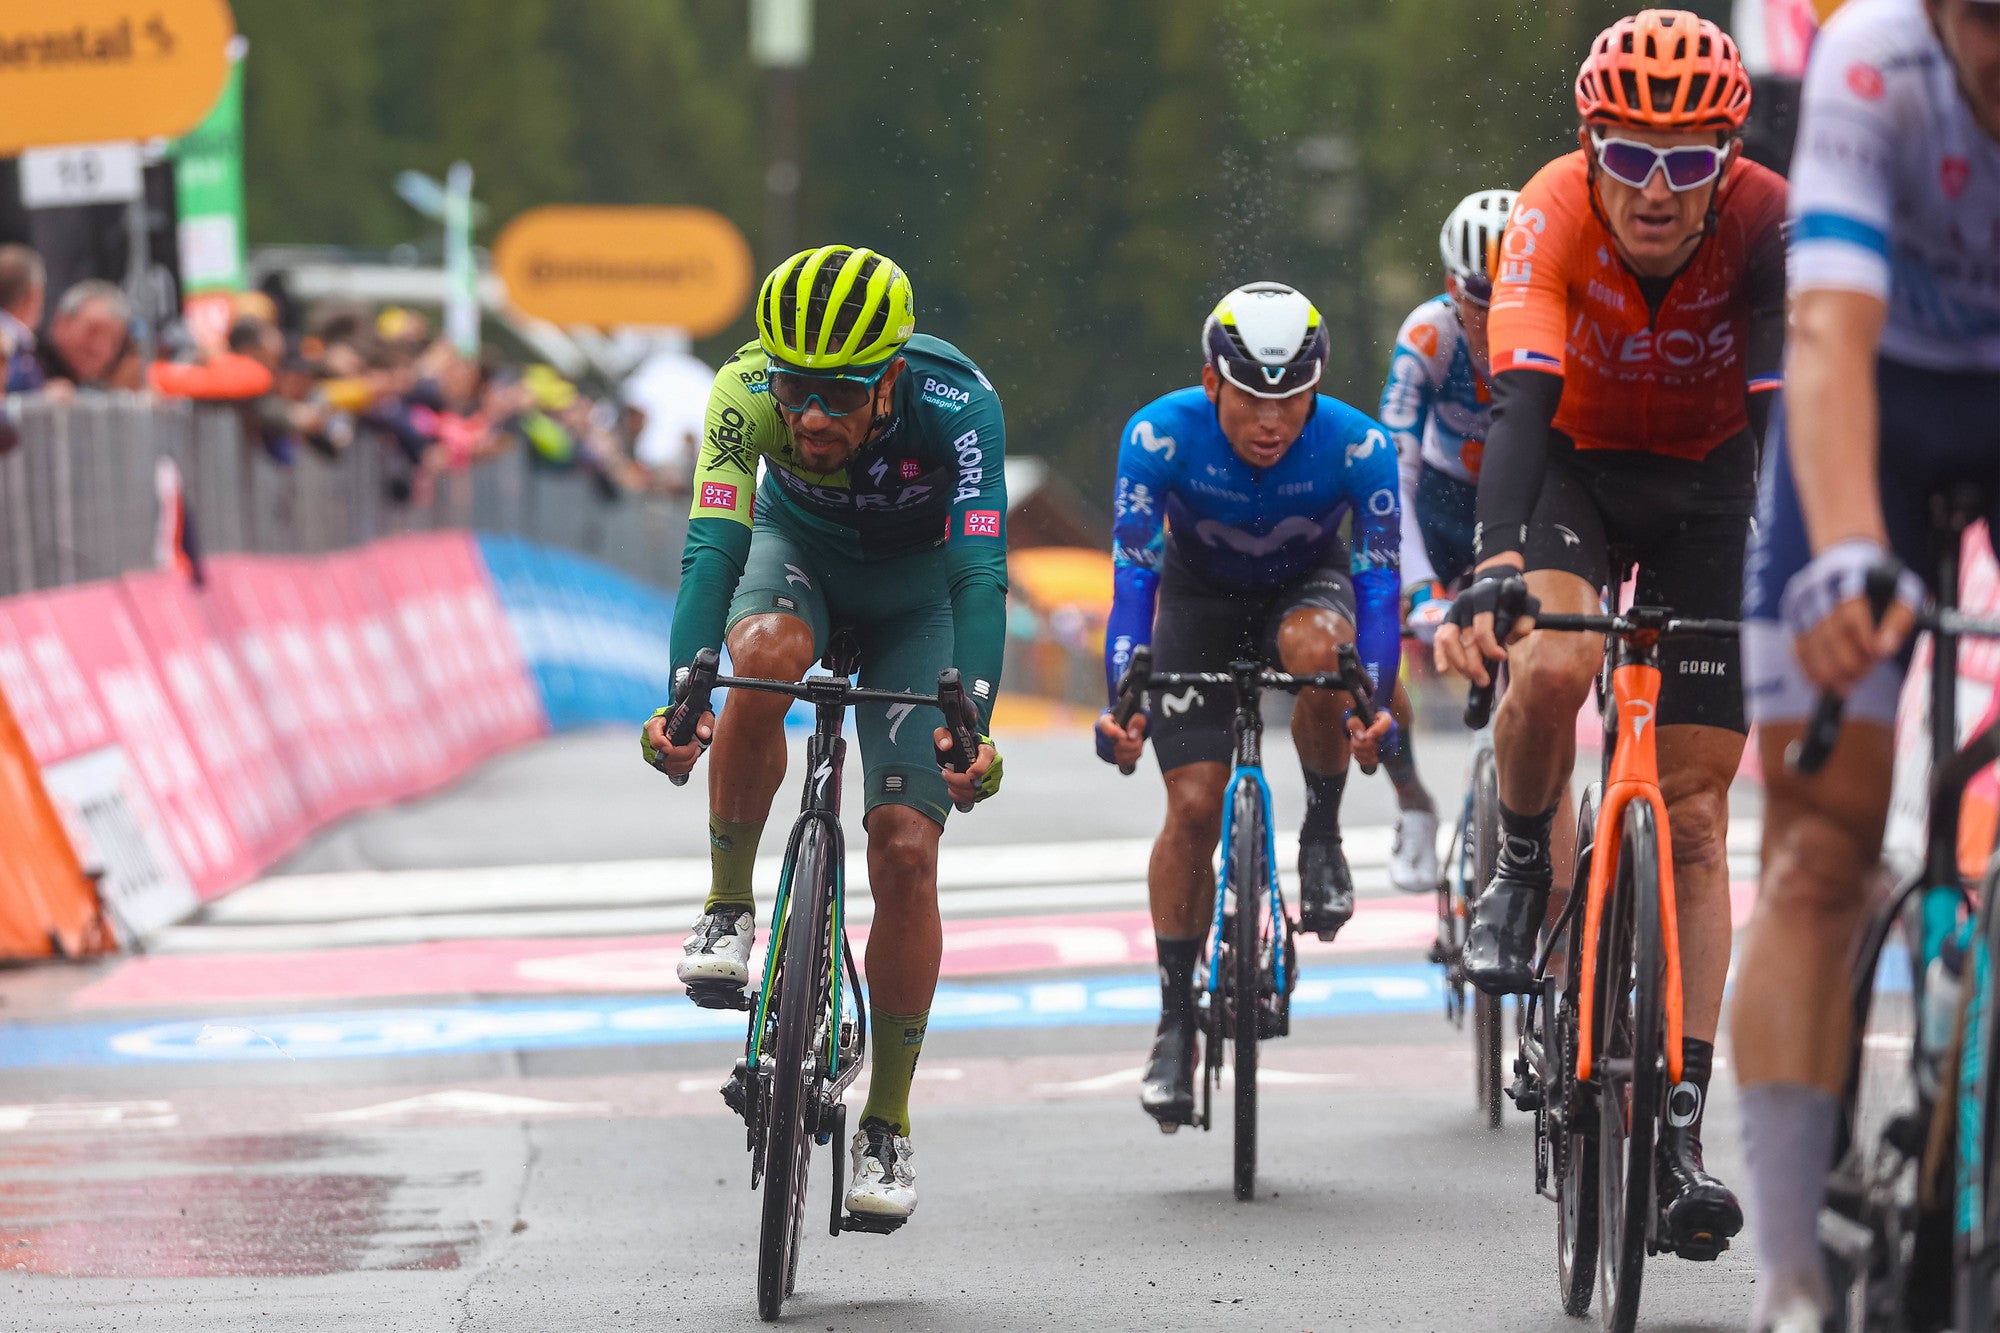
[1297,835,1355,941]
[1139,1014,1197,1131]
[1463,868,1550,996]
[1656,1126,1743,1261]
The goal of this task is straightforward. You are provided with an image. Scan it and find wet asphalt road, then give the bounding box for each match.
[0,726,1768,1331]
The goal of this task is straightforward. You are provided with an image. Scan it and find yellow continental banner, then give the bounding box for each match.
[492,205,754,334]
[0,0,236,155]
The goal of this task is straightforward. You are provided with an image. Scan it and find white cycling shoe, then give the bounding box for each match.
[845,1117,917,1219]
[676,905,755,988]
[1389,807,1441,894]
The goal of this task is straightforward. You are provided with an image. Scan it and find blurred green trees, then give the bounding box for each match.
[234,0,1623,487]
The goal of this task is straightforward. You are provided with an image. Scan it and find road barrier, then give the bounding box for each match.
[0,393,691,597]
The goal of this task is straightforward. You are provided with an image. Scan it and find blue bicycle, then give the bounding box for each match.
[1114,642,1378,1200]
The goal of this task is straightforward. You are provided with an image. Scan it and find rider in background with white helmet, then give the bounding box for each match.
[1096,281,1401,1129]
[1374,187,1517,894]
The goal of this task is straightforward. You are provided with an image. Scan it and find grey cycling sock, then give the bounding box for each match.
[1740,1081,1837,1311]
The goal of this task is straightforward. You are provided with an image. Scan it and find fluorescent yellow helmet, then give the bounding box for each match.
[756,245,915,371]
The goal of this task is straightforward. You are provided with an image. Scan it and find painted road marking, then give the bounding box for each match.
[302,1090,608,1123]
[0,964,1448,1068]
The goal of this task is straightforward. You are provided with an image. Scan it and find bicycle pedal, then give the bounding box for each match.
[840,1212,908,1235]
[1156,1120,1181,1135]
[1507,1078,1542,1112]
[721,1062,750,1120]
[686,980,751,1011]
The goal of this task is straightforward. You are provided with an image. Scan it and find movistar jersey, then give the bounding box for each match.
[669,334,1009,725]
[1379,295,1492,586]
[1789,0,2000,371]
[1103,386,1402,701]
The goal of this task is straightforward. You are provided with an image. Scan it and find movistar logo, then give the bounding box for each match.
[1132,421,1176,461]
[1160,688,1203,716]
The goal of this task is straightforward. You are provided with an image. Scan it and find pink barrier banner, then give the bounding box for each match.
[368,533,545,766]
[118,571,311,874]
[2,584,253,893]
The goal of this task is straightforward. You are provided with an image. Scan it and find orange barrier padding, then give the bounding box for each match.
[147,354,275,403]
[0,686,107,959]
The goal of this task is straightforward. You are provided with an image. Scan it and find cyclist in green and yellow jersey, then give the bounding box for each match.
[642,245,1007,1223]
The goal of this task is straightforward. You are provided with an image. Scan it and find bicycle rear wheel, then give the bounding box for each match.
[1960,878,2000,1328]
[1469,744,1504,1128]
[757,822,834,1322]
[1555,785,1601,1318]
[1231,779,1265,1202]
[1596,800,1664,1333]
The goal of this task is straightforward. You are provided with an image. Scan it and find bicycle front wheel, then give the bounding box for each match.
[1555,785,1600,1318]
[757,821,835,1322]
[1596,799,1665,1333]
[1469,743,1504,1128]
[1230,779,1266,1202]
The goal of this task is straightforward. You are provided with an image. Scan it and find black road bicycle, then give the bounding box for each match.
[665,633,979,1322]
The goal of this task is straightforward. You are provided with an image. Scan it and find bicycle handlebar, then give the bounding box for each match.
[1530,613,1743,638]
[1464,578,1529,731]
[664,648,983,806]
[1110,642,1384,776]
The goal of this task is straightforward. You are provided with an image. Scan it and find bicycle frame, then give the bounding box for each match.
[1212,664,1289,1007]
[1574,640,1686,1088]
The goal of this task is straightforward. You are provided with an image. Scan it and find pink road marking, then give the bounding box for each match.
[69,887,1760,1011]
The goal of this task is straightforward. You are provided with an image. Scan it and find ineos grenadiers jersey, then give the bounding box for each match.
[1380,295,1492,586]
[1789,0,2000,371]
[668,334,1009,726]
[1102,386,1402,702]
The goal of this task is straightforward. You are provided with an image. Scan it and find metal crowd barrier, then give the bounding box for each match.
[0,392,690,595]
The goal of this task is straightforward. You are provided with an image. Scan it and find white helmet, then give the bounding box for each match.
[1201,282,1329,399]
[1438,189,1519,294]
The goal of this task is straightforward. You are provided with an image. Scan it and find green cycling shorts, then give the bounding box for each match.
[726,504,956,826]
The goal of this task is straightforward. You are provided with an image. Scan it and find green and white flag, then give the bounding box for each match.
[170,38,246,293]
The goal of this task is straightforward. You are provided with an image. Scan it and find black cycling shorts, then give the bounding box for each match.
[1521,429,1756,733]
[1148,544,1357,771]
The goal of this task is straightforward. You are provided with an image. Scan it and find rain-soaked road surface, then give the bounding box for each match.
[0,727,1768,1331]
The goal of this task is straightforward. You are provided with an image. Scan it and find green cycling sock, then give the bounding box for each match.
[703,814,765,912]
[860,1008,929,1135]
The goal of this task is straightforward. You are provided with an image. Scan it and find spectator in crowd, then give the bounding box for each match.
[620,342,711,494]
[38,279,142,392]
[0,245,47,393]
[148,316,278,402]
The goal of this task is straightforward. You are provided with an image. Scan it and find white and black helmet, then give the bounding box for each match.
[1438,189,1518,299]
[1201,282,1329,400]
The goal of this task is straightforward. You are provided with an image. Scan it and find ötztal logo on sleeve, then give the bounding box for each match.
[961,510,1002,538]
[700,482,739,511]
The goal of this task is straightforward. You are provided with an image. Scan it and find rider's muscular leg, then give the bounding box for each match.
[861,805,944,1135]
[1494,571,1601,816]
[1731,722,1894,1091]
[1657,725,1746,1045]
[705,614,817,910]
[1150,764,1227,938]
[1277,607,1354,774]
[1730,721,1893,1310]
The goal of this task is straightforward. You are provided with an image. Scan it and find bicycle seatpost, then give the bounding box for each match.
[666,647,721,787]
[1112,645,1152,776]
[936,669,981,813]
[1787,564,1901,776]
[1464,577,1528,730]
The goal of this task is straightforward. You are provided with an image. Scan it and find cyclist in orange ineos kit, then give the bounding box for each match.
[1433,9,1786,1260]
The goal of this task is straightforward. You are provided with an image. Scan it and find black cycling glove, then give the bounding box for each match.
[1444,565,1540,632]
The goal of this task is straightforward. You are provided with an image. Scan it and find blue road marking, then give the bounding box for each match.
[0,964,1443,1068]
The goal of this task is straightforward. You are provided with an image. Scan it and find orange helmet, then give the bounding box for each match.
[1575,10,1752,132]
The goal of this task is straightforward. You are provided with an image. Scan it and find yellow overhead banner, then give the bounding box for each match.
[0,1,236,155]
[492,206,754,334]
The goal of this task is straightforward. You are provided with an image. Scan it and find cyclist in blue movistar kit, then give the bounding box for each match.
[1093,282,1401,1128]
[1376,188,1517,894]
[1733,0,2000,1327]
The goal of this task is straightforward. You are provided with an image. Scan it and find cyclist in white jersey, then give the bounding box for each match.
[1733,0,2000,1327]
[1375,189,1514,892]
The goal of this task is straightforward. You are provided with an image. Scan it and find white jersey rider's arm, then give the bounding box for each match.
[1379,341,1438,588]
[1785,13,1897,553]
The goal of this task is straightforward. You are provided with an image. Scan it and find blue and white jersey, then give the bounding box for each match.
[1104,385,1401,701]
[1379,295,1492,585]
[1789,0,2000,371]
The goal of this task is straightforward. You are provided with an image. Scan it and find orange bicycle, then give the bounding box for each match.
[1498,593,1738,1333]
